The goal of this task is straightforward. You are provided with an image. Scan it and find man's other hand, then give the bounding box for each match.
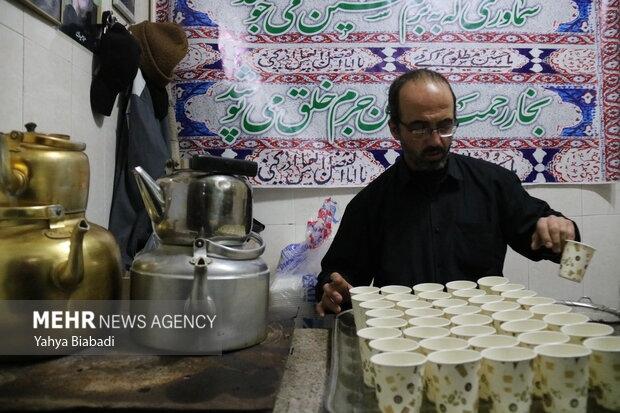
[531,216,576,254]
[315,272,352,316]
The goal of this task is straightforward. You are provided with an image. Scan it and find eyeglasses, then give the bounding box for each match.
[398,120,458,139]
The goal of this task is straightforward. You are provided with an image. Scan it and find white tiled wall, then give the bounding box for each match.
[1,0,618,309]
[0,0,149,227]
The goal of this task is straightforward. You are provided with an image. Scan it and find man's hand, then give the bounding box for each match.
[531,216,576,254]
[315,272,352,316]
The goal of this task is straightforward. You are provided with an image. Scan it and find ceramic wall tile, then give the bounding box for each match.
[23,10,71,62]
[0,25,23,130]
[292,187,359,225]
[582,215,620,309]
[23,38,71,134]
[259,224,295,274]
[0,0,24,34]
[72,42,93,74]
[582,184,619,216]
[526,184,582,217]
[253,188,295,225]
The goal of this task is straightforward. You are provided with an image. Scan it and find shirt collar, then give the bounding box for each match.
[396,153,463,185]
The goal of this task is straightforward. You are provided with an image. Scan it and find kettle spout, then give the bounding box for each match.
[0,132,27,194]
[133,166,164,224]
[52,219,90,291]
[185,239,216,315]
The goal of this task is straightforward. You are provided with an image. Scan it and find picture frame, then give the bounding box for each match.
[113,0,135,23]
[60,0,99,51]
[22,0,62,25]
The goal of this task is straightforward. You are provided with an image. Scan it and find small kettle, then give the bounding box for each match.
[133,156,258,245]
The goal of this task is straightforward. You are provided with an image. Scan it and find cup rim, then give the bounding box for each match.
[412,282,444,291]
[468,334,519,348]
[427,349,482,364]
[481,301,520,311]
[469,295,504,304]
[450,325,496,337]
[517,331,570,346]
[477,276,509,286]
[380,285,413,294]
[517,296,555,306]
[405,308,444,318]
[534,343,592,358]
[481,346,536,362]
[500,319,547,332]
[433,298,468,308]
[445,280,477,290]
[530,303,572,315]
[560,322,614,337]
[409,316,451,328]
[397,299,433,309]
[351,292,383,303]
[542,312,589,325]
[452,314,493,326]
[419,337,469,352]
[491,283,525,292]
[418,291,452,300]
[444,305,481,316]
[369,337,420,353]
[403,326,451,339]
[367,317,408,329]
[370,351,426,367]
[564,239,596,251]
[360,300,394,310]
[357,326,402,340]
[583,336,620,352]
[491,309,534,322]
[349,286,380,295]
[365,308,405,318]
[501,289,537,299]
[453,289,486,298]
[384,292,417,302]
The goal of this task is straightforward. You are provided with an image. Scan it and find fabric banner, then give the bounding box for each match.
[158,0,619,186]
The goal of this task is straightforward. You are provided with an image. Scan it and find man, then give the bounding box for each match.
[316,69,578,316]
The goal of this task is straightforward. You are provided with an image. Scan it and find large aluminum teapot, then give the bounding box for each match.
[133,156,258,245]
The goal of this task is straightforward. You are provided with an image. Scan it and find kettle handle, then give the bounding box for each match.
[206,232,265,260]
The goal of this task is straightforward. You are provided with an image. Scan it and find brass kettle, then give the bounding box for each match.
[0,124,121,300]
[0,122,89,212]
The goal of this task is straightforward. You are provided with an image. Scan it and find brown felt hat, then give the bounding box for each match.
[129,21,188,87]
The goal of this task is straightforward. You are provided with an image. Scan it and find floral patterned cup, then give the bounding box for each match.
[427,349,482,413]
[583,336,620,411]
[477,276,508,293]
[358,300,395,329]
[445,280,477,293]
[535,343,591,413]
[418,337,469,403]
[482,346,537,413]
[468,334,519,401]
[559,240,595,282]
[517,331,570,399]
[357,327,402,387]
[370,351,426,413]
[351,293,383,329]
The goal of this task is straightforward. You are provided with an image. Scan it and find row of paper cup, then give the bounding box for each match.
[349,277,618,412]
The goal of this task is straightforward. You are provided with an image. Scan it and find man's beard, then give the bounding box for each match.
[407,143,451,171]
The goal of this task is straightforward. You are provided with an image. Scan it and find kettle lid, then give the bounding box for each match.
[190,155,258,177]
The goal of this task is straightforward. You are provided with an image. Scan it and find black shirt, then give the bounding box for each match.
[316,153,579,302]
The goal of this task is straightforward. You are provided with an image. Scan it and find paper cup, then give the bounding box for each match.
[561,322,614,344]
[501,289,537,302]
[468,334,519,401]
[543,312,589,332]
[468,294,504,306]
[350,286,380,296]
[427,349,482,413]
[396,299,432,312]
[384,292,416,303]
[405,307,444,319]
[450,325,496,340]
[477,276,508,293]
[480,300,520,316]
[412,282,444,295]
[358,300,395,329]
[491,309,533,331]
[408,316,451,328]
[445,280,477,293]
[432,298,467,310]
[500,319,547,337]
[530,303,572,320]
[559,240,595,282]
[370,351,426,413]
[380,285,413,295]
[369,337,420,354]
[366,308,405,320]
[352,293,383,329]
[403,326,450,341]
[367,317,409,330]
[418,337,469,403]
[357,327,402,387]
[517,296,556,310]
[452,288,486,299]
[517,331,571,399]
[451,313,493,327]
[583,336,620,411]
[482,346,537,413]
[443,305,481,319]
[535,343,591,413]
[491,282,525,294]
[417,290,452,302]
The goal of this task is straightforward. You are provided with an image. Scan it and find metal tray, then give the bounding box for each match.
[323,310,612,413]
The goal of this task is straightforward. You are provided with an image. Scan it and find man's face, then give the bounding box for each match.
[389,80,455,171]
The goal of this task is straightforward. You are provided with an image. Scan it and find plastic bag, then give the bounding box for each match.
[269,198,339,318]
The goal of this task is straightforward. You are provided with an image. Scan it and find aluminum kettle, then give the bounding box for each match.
[133,156,259,245]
